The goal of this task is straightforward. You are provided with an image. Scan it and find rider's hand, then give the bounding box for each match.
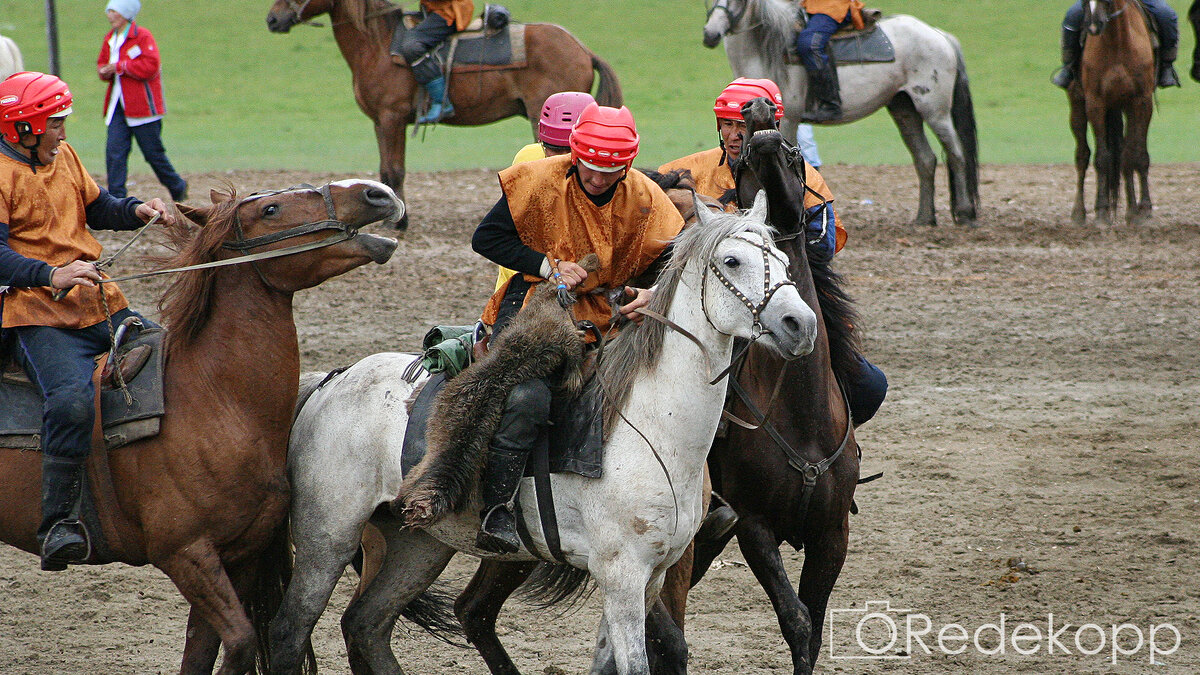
[619,286,654,324]
[551,260,589,290]
[50,260,101,290]
[136,199,176,226]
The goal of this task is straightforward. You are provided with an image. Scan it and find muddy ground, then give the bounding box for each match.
[1,163,1198,674]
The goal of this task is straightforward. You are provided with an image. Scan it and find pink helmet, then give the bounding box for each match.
[0,72,74,144]
[538,91,596,147]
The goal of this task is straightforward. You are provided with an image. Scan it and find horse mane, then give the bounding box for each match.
[638,168,696,192]
[597,212,776,432]
[158,191,243,349]
[345,0,401,41]
[746,0,797,88]
[806,251,864,390]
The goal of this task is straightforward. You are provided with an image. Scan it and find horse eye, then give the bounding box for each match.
[723,256,740,268]
[262,204,280,217]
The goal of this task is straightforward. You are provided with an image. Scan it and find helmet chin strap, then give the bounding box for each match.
[13,123,43,173]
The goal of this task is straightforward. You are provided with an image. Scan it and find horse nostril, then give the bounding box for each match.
[363,186,391,207]
[783,315,801,336]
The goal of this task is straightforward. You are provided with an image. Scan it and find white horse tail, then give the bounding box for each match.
[942,30,980,215]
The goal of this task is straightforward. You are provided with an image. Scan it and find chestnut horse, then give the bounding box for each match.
[266,0,622,229]
[1067,0,1156,225]
[0,180,401,674]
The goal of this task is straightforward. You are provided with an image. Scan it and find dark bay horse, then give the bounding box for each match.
[1190,1,1200,82]
[266,0,622,229]
[0,180,401,674]
[1067,0,1156,225]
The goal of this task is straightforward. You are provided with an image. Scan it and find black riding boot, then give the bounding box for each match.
[801,62,842,123]
[1157,45,1182,88]
[476,379,551,554]
[694,491,739,544]
[38,455,91,571]
[1051,29,1082,89]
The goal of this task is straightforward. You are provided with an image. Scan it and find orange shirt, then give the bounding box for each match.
[0,142,130,328]
[422,0,475,31]
[660,146,846,252]
[481,154,684,334]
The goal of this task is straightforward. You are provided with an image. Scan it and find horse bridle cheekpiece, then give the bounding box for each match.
[706,0,747,31]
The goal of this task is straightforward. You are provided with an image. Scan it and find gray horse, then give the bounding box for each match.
[703,0,979,226]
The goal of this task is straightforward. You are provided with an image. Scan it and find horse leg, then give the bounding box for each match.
[455,559,538,675]
[736,518,813,675]
[375,110,410,230]
[589,559,653,675]
[1088,109,1113,226]
[645,597,688,675]
[921,111,974,226]
[886,93,938,226]
[158,542,258,675]
[1121,100,1153,223]
[180,605,222,674]
[795,514,850,670]
[341,524,456,675]
[1069,93,1090,225]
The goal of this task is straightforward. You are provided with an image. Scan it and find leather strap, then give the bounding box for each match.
[531,436,567,563]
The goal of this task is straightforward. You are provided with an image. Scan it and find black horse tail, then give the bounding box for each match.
[251,522,317,675]
[949,38,980,218]
[517,562,594,610]
[399,584,467,646]
[591,53,624,108]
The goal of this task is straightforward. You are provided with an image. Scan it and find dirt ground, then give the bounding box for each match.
[1,162,1198,674]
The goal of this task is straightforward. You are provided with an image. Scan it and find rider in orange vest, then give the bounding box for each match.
[471,104,684,552]
[396,0,475,124]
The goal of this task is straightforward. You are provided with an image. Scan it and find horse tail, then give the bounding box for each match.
[948,37,980,213]
[517,562,594,609]
[399,584,468,646]
[590,53,623,107]
[250,522,317,675]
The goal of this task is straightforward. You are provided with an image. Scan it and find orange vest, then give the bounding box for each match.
[660,146,846,252]
[481,155,684,334]
[0,142,130,329]
[422,0,475,31]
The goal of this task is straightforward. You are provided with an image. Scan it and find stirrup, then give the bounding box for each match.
[476,504,520,554]
[40,519,91,571]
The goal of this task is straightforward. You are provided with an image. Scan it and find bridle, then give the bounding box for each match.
[1084,0,1125,35]
[706,0,751,35]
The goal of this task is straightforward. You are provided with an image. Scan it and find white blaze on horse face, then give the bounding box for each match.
[330,178,406,224]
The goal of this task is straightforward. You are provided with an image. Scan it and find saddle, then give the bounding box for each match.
[787,7,895,66]
[390,7,528,73]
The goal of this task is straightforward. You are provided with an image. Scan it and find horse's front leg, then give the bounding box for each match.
[1121,99,1153,224]
[456,559,539,675]
[795,510,851,670]
[1068,92,1090,225]
[374,109,410,230]
[886,95,938,226]
[590,558,654,675]
[737,517,814,675]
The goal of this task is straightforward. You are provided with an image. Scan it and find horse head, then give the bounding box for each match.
[691,193,816,359]
[266,0,331,33]
[1082,0,1126,36]
[703,0,748,48]
[732,97,809,241]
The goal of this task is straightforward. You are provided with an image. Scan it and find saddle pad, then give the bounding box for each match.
[0,328,166,451]
[390,23,527,72]
[787,24,895,65]
[400,373,603,479]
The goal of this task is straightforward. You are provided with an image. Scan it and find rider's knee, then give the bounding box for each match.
[505,379,552,418]
[44,386,95,431]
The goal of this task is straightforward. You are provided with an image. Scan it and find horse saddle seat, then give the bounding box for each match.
[390,18,528,72]
[0,326,166,452]
[400,371,604,481]
[787,8,895,65]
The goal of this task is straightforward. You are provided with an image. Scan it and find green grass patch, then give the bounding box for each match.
[3,0,1197,174]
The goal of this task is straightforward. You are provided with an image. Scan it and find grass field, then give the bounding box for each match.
[3,0,1197,174]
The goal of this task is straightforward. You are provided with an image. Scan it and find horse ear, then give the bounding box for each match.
[209,188,233,205]
[693,192,716,228]
[748,189,769,223]
[176,203,210,226]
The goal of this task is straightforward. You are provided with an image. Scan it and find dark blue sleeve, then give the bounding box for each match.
[804,202,837,260]
[0,222,55,288]
[85,188,143,232]
[471,194,547,276]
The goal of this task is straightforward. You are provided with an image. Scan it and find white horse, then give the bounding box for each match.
[0,35,23,80]
[703,0,979,226]
[269,194,818,675]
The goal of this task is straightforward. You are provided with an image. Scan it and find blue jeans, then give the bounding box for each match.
[796,124,822,168]
[105,103,187,200]
[1064,0,1177,50]
[796,11,849,71]
[11,308,155,459]
[844,356,887,426]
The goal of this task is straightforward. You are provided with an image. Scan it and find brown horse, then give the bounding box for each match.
[0,180,401,674]
[1190,0,1200,82]
[265,0,622,229]
[1067,0,1156,226]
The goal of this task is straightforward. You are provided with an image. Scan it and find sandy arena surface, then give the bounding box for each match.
[1,163,1198,674]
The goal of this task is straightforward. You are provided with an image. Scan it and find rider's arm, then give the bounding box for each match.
[471,194,550,277]
[804,202,838,260]
[85,188,143,232]
[0,222,55,288]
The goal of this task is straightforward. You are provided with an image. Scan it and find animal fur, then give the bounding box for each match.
[392,255,598,528]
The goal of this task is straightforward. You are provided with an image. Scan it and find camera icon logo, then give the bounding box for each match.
[829,600,914,660]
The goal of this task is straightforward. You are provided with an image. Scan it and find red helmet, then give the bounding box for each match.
[713,77,784,121]
[0,72,74,144]
[569,103,639,172]
[538,91,596,147]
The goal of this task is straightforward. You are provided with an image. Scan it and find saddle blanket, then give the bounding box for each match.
[401,372,603,480]
[390,22,527,73]
[787,23,895,65]
[0,328,166,451]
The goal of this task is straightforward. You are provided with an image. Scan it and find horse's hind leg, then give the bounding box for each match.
[886,93,938,226]
[342,524,456,675]
[180,605,222,674]
[737,518,814,675]
[1069,92,1090,225]
[919,108,974,226]
[455,559,538,675]
[1122,101,1153,224]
